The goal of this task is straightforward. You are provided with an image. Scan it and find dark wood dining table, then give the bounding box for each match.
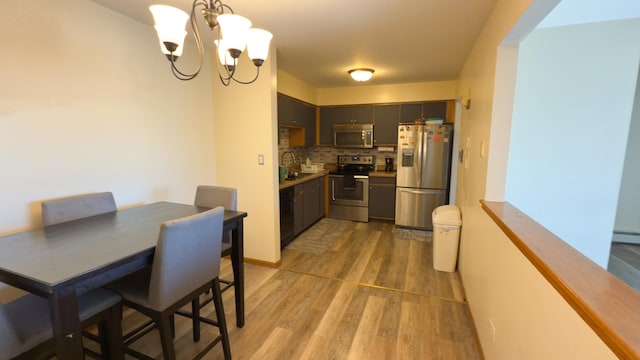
[0,201,247,360]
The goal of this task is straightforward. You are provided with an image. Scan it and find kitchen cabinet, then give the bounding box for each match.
[373,104,400,146]
[278,94,317,146]
[369,175,396,220]
[293,184,304,235]
[303,177,324,229]
[400,101,448,123]
[280,176,326,247]
[319,105,374,145]
[280,187,295,248]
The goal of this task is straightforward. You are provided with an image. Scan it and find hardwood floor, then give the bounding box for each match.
[114,219,482,359]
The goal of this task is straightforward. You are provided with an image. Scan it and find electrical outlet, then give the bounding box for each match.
[258,154,264,165]
[488,318,496,342]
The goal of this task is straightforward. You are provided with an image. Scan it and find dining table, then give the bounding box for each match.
[0,201,248,360]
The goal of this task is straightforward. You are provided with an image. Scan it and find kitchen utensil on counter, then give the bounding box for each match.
[279,166,288,183]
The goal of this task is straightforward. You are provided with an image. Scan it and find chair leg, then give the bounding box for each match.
[191,298,201,342]
[212,278,231,360]
[157,314,177,360]
[102,305,124,359]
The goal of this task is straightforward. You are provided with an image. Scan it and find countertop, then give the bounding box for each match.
[279,170,328,190]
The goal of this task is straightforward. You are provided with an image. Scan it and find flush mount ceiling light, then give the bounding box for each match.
[348,68,375,82]
[149,1,273,84]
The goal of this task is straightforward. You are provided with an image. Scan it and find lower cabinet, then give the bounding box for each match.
[369,176,396,220]
[281,176,326,248]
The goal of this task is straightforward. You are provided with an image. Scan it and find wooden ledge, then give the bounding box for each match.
[481,200,640,360]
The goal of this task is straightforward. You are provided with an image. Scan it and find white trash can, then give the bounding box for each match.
[432,205,462,272]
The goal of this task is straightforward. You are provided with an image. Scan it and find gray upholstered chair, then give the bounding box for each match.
[191,186,237,340]
[107,207,231,360]
[0,289,122,360]
[41,192,117,226]
[194,185,237,286]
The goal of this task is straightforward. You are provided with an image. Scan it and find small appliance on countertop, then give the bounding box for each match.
[385,157,394,172]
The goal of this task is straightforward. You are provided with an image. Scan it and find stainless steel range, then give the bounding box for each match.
[329,155,376,222]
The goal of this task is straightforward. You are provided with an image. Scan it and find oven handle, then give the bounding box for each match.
[331,179,335,201]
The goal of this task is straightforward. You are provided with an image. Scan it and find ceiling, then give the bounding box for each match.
[90,0,499,88]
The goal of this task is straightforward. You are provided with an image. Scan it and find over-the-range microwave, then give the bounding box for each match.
[333,124,374,148]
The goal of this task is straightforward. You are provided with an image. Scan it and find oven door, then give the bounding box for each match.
[329,175,369,207]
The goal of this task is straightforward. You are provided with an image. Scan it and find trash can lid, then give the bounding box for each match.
[432,205,462,226]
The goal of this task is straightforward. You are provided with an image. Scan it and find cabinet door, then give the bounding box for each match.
[400,103,423,123]
[278,95,296,126]
[318,107,334,145]
[318,176,326,217]
[332,105,374,124]
[369,177,396,220]
[293,185,304,235]
[301,104,316,146]
[373,104,400,145]
[422,102,447,120]
[303,179,320,229]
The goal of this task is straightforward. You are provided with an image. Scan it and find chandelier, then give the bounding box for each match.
[149,1,273,84]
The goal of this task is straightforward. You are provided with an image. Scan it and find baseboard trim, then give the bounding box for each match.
[613,231,640,245]
[244,257,281,268]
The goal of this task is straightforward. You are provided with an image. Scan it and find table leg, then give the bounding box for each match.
[48,288,84,359]
[231,219,245,327]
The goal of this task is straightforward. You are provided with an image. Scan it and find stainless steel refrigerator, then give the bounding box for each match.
[395,123,453,230]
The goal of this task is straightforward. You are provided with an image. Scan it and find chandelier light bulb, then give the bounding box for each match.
[149,5,189,58]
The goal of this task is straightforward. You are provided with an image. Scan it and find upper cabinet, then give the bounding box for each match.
[316,100,455,146]
[319,105,374,145]
[373,104,400,146]
[278,94,317,146]
[400,101,448,123]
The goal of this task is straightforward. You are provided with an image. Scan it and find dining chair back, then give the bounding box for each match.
[0,288,122,360]
[108,207,230,360]
[148,207,224,311]
[193,185,236,265]
[41,192,117,226]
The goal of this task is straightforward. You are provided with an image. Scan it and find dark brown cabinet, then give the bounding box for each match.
[285,177,325,245]
[373,104,400,146]
[369,176,396,220]
[319,105,374,145]
[320,101,452,146]
[400,101,448,123]
[278,94,317,146]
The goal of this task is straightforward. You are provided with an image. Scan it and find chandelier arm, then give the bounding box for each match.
[165,1,206,80]
[230,66,260,85]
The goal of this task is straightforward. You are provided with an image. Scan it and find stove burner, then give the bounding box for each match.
[331,155,376,176]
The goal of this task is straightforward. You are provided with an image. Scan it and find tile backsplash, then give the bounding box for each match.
[278,128,396,170]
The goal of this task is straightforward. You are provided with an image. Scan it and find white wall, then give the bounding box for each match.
[614,69,640,241]
[0,0,217,300]
[212,46,281,264]
[0,0,216,232]
[456,0,618,358]
[505,19,640,267]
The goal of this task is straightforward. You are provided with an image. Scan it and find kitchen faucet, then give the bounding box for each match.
[281,151,297,166]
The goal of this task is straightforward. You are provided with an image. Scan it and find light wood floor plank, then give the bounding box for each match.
[110,219,482,360]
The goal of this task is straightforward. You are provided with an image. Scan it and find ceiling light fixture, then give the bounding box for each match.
[348,68,375,82]
[149,1,273,84]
